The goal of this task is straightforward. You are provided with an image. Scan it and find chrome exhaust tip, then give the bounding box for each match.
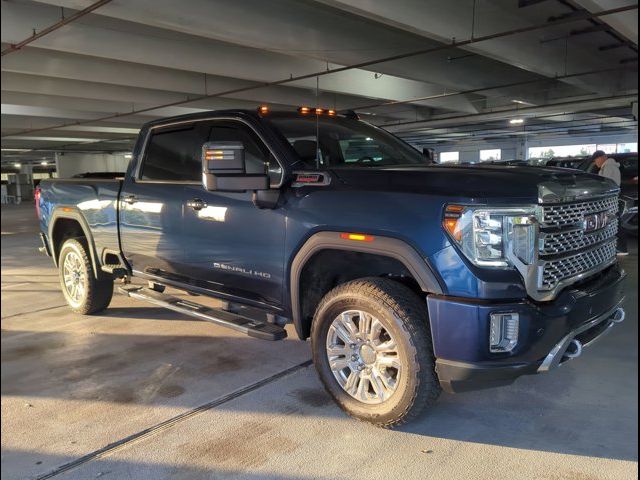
[563,339,583,359]
[612,308,626,324]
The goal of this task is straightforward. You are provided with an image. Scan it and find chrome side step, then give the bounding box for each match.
[101,264,128,278]
[117,285,287,341]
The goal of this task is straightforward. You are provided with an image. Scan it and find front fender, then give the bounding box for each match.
[288,231,445,339]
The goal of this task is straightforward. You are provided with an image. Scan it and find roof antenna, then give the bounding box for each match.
[315,75,320,169]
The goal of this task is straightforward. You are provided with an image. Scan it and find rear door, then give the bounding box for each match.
[181,120,286,309]
[119,122,208,280]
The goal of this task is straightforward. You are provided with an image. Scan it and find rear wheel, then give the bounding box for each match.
[58,238,113,314]
[311,277,441,427]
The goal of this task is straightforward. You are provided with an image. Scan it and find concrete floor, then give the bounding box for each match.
[1,203,638,480]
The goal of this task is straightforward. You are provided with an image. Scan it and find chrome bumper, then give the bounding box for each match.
[538,304,625,373]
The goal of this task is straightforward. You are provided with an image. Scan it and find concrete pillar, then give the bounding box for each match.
[515,136,529,160]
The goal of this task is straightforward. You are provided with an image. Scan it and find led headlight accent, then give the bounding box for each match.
[443,205,537,268]
[489,312,519,353]
[511,216,536,265]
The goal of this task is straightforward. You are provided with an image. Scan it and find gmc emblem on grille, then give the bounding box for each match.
[583,212,610,233]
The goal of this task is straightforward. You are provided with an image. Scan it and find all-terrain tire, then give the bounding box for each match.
[58,238,113,314]
[311,277,441,427]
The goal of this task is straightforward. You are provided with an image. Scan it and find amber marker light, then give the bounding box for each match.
[443,204,465,242]
[257,105,269,115]
[298,106,311,114]
[315,108,324,115]
[340,232,374,242]
[327,109,336,116]
[204,149,225,160]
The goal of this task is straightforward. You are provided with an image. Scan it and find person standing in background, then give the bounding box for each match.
[591,150,628,256]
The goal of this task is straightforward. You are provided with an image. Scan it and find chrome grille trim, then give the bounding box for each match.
[508,185,620,302]
[540,195,619,228]
[539,241,617,290]
[540,219,618,255]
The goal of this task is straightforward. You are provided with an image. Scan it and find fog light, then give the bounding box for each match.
[489,312,519,353]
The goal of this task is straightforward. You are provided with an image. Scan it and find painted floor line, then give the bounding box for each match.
[1,304,68,321]
[34,359,313,480]
[0,282,31,289]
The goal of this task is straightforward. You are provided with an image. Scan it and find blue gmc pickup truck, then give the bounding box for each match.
[36,108,626,426]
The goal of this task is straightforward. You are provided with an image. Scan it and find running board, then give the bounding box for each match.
[117,285,287,341]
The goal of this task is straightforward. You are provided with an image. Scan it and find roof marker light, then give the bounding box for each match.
[315,108,324,115]
[298,106,311,114]
[258,105,269,115]
[327,109,336,116]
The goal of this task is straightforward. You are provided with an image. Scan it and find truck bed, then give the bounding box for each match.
[38,178,123,262]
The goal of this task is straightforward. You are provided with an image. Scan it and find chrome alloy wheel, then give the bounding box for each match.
[326,310,401,404]
[62,250,86,306]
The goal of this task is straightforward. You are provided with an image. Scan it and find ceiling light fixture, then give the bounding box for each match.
[14,163,21,168]
[41,161,48,165]
[509,118,525,125]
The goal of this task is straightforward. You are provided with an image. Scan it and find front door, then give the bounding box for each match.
[120,122,208,281]
[181,120,286,309]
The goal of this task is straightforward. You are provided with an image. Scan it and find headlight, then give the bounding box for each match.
[443,205,537,268]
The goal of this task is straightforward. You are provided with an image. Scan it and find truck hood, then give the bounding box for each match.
[330,164,615,202]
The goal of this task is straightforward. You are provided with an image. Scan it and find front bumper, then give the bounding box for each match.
[427,264,626,393]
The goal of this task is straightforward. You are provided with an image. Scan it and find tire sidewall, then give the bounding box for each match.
[59,239,91,310]
[312,289,423,423]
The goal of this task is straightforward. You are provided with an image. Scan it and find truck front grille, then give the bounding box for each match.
[541,195,618,228]
[536,192,619,292]
[540,240,617,289]
[540,219,618,255]
[511,182,621,301]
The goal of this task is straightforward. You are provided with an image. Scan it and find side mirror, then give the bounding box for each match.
[201,141,269,192]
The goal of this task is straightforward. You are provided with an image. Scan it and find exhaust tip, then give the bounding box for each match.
[564,339,583,359]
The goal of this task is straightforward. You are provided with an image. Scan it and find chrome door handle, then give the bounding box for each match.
[187,198,206,211]
[123,195,137,205]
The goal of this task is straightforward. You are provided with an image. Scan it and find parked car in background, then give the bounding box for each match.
[542,156,586,169]
[481,159,530,167]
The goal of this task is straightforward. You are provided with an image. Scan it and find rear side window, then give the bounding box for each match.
[141,125,206,181]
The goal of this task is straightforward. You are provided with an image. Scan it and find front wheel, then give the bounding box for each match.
[311,277,441,427]
[58,238,113,314]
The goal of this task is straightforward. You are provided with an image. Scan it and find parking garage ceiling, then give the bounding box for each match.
[1,0,638,164]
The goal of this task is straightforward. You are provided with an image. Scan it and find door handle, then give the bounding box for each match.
[187,198,206,211]
[123,195,137,205]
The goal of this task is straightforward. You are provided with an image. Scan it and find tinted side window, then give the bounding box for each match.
[141,125,206,181]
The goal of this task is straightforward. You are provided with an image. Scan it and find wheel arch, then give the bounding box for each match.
[49,207,102,279]
[289,231,444,340]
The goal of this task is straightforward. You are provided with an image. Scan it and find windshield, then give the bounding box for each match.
[267,115,426,168]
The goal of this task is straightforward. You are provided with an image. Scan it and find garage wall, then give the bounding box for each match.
[429,139,522,163]
[525,132,637,150]
[427,132,637,163]
[55,153,130,178]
